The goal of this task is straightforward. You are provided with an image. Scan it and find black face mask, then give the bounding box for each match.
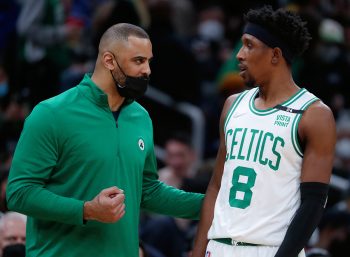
[111,57,149,100]
[3,244,25,257]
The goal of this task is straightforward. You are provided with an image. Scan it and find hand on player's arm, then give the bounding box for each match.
[83,186,125,223]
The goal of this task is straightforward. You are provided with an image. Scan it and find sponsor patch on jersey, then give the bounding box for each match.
[274,114,291,127]
[205,250,211,257]
[138,138,145,151]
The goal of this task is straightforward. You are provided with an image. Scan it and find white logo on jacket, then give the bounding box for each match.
[138,139,145,151]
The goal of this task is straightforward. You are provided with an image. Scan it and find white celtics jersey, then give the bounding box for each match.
[208,87,319,246]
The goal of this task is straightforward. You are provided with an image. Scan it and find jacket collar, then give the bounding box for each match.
[77,73,135,109]
[77,73,110,109]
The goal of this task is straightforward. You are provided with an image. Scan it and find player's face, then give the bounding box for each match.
[236,34,272,87]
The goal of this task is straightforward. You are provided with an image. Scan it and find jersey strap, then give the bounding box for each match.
[273,104,305,114]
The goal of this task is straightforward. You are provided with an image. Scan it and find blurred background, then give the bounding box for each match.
[1,0,350,256]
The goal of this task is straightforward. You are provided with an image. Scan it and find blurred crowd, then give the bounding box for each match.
[1,0,350,257]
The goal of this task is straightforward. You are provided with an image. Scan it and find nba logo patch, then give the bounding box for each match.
[205,250,211,257]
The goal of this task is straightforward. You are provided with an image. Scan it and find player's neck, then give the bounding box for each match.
[256,73,299,109]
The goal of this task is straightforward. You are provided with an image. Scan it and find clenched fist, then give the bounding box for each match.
[83,186,125,223]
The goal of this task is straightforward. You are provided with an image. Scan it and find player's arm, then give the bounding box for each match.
[191,94,238,257]
[274,101,336,257]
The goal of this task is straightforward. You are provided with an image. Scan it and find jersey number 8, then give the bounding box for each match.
[229,166,257,209]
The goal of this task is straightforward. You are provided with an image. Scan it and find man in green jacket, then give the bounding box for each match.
[6,23,203,257]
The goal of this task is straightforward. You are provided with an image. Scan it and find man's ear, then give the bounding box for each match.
[102,52,115,70]
[271,47,282,64]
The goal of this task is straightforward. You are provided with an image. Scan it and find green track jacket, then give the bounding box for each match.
[7,74,204,257]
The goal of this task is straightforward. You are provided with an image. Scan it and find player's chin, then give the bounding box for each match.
[244,79,256,88]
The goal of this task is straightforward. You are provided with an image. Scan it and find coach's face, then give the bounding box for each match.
[236,34,272,87]
[111,36,153,84]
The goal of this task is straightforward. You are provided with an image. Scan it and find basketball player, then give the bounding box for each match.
[192,6,336,257]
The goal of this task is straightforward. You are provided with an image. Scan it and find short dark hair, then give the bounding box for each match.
[98,23,149,52]
[244,5,311,57]
[109,23,149,41]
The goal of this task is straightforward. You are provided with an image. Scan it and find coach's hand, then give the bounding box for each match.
[83,186,125,223]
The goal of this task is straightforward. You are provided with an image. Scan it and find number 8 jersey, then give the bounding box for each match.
[208,87,319,246]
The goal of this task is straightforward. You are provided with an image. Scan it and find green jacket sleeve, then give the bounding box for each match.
[140,140,204,219]
[6,104,84,225]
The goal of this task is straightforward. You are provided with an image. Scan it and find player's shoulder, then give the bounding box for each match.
[299,99,336,139]
[223,89,250,115]
[304,100,334,121]
[226,93,240,106]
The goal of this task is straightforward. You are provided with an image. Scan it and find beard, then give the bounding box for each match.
[245,79,256,88]
[111,69,126,85]
[239,68,256,88]
[242,73,256,88]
